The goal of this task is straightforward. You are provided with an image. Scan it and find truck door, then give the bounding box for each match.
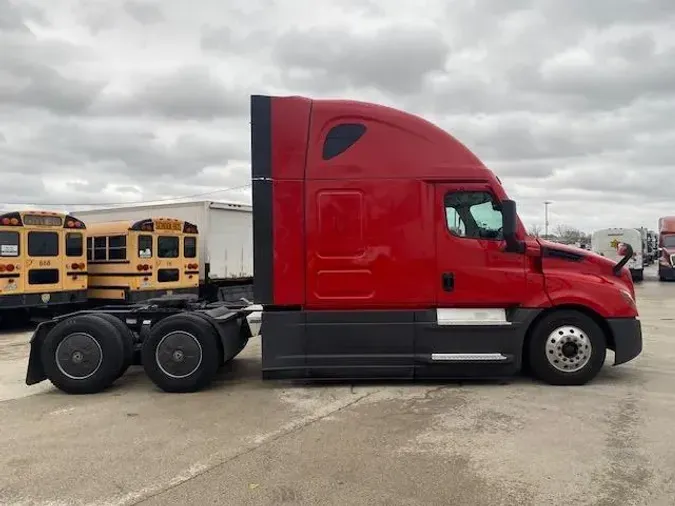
[414,183,528,378]
[434,183,527,306]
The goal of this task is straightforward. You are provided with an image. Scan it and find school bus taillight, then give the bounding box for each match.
[5,264,14,272]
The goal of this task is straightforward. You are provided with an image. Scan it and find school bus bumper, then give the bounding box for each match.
[0,289,87,309]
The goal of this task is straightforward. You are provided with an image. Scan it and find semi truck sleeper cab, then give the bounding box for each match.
[25,94,643,395]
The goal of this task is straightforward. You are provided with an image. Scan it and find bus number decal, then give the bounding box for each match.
[155,221,181,231]
[39,260,51,267]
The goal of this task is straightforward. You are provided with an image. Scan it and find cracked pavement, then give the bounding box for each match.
[1,266,675,505]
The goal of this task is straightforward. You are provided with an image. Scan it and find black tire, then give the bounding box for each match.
[40,314,125,394]
[189,312,225,366]
[526,310,607,386]
[90,313,135,378]
[141,313,220,393]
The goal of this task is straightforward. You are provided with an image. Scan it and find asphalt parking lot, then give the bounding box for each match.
[1,267,675,506]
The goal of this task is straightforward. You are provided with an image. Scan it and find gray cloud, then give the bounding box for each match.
[2,120,248,180]
[273,24,449,94]
[535,0,675,27]
[0,60,104,114]
[95,66,248,120]
[0,0,26,31]
[0,3,103,116]
[123,0,164,24]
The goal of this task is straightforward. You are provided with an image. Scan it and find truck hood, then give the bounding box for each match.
[536,238,614,265]
[536,237,630,273]
[536,237,635,297]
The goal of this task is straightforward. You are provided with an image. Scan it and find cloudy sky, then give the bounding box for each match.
[1,0,675,234]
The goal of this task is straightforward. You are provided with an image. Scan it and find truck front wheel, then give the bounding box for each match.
[526,310,607,386]
[141,313,220,393]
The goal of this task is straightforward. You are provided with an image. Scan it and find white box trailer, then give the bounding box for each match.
[71,200,254,302]
[590,227,643,281]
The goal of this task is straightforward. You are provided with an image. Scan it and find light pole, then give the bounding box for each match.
[544,201,552,238]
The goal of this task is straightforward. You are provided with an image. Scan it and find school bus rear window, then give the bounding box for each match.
[158,236,179,258]
[184,237,196,258]
[66,233,83,257]
[139,235,152,258]
[0,231,19,257]
[28,231,58,257]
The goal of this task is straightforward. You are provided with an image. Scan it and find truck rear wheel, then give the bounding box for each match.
[90,313,135,378]
[141,313,220,393]
[526,310,606,386]
[40,314,125,394]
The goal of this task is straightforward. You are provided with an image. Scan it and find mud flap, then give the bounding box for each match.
[196,307,252,362]
[25,322,54,385]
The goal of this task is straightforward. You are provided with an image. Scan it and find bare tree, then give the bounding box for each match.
[529,224,542,237]
[554,224,585,244]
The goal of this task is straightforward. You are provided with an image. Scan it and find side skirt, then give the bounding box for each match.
[261,308,542,381]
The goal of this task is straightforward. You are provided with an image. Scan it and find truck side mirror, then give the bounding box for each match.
[501,199,525,253]
[613,243,634,276]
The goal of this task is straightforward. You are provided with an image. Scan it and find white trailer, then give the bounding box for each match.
[591,228,643,281]
[71,200,254,301]
[637,227,651,265]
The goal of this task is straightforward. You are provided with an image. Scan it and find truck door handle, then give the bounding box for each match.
[442,273,454,292]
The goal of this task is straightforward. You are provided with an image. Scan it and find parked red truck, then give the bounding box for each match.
[658,216,675,281]
[25,94,643,395]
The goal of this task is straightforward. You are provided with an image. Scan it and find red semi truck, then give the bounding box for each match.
[25,94,643,394]
[658,216,675,281]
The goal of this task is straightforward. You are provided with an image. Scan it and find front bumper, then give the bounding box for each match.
[606,317,642,365]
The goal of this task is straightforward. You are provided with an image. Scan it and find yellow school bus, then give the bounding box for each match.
[0,211,88,314]
[86,217,199,303]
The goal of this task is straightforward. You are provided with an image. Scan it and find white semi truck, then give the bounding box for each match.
[591,228,643,281]
[72,200,254,302]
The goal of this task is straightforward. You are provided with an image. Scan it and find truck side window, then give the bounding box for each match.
[444,191,504,240]
[322,123,367,160]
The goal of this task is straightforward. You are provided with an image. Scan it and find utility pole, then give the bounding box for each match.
[544,201,552,238]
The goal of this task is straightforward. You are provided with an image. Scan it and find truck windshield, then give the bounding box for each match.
[663,235,675,248]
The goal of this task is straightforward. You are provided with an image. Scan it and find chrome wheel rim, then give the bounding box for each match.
[545,325,591,373]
